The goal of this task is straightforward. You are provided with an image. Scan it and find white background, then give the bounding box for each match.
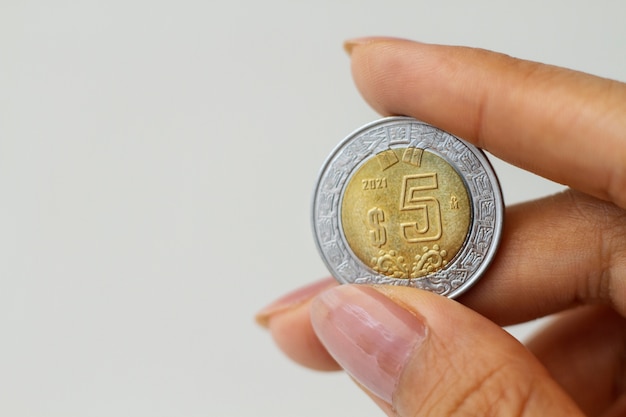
[1,1,625,416]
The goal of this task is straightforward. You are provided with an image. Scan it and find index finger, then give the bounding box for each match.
[347,38,626,208]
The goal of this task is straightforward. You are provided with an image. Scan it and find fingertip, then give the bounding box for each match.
[266,296,341,371]
[256,278,340,371]
[255,277,337,329]
[348,38,441,117]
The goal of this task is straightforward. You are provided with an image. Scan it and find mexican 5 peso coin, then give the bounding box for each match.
[312,117,504,298]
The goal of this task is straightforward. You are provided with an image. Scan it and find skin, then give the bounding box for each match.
[257,38,626,416]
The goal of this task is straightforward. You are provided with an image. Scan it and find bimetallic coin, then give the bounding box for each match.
[312,117,503,298]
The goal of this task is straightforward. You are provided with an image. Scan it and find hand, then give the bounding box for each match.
[256,38,626,416]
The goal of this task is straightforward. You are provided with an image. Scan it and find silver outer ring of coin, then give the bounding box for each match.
[311,116,504,298]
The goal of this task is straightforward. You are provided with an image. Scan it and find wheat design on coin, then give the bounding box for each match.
[312,117,504,298]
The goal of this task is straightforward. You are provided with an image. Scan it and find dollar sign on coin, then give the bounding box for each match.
[367,207,387,247]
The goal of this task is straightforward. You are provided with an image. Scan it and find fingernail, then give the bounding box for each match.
[343,36,419,55]
[255,278,337,328]
[311,285,427,403]
[343,37,381,55]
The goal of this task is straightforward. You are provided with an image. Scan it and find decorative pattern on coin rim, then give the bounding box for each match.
[312,117,504,299]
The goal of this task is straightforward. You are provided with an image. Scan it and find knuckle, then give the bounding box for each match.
[564,189,626,312]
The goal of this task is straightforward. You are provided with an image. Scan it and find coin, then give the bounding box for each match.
[312,117,503,298]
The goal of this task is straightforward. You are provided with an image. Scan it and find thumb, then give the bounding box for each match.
[310,285,582,416]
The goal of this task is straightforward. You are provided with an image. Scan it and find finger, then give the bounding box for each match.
[346,38,626,208]
[311,284,584,416]
[459,189,626,323]
[259,190,626,372]
[526,306,626,417]
[255,278,340,370]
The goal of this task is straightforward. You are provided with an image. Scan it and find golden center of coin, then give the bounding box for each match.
[341,147,471,279]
